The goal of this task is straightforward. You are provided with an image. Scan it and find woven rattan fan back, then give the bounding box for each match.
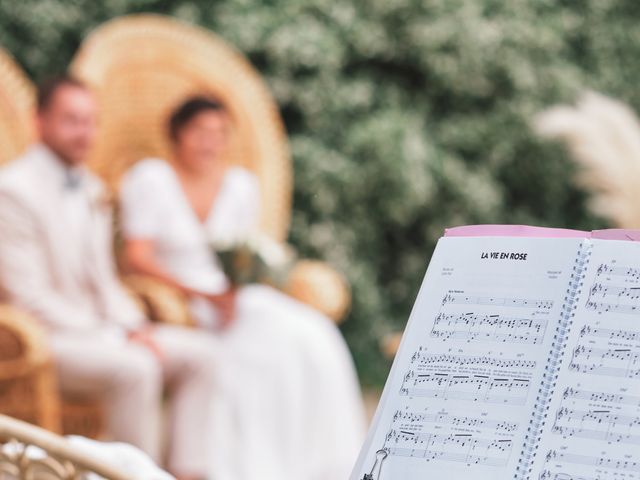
[71,14,292,241]
[0,48,35,167]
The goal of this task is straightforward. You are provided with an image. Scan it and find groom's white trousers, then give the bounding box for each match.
[49,324,218,476]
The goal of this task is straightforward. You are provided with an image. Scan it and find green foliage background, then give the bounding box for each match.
[3,0,637,385]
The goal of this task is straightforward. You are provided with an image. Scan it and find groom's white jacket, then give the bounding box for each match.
[0,143,144,333]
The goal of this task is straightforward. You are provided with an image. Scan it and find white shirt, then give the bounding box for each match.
[119,158,261,295]
[38,146,101,316]
[22,144,142,337]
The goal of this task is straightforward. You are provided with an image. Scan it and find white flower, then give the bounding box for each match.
[207,222,248,251]
[248,233,294,268]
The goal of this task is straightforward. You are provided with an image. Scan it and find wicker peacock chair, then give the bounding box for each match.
[70,14,351,323]
[0,49,34,161]
[0,48,61,434]
[0,48,106,439]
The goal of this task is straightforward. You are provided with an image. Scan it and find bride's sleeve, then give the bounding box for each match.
[119,160,165,239]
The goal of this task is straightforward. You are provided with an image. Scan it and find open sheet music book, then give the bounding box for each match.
[351,226,640,480]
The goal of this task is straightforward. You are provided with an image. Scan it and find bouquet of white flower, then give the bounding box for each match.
[211,234,296,288]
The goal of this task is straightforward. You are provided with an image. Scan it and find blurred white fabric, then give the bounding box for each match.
[120,158,367,480]
[68,436,176,480]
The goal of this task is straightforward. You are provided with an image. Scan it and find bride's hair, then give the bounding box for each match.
[168,95,227,141]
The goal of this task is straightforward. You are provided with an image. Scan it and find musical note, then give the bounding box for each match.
[579,325,640,342]
[562,387,640,406]
[409,350,537,370]
[385,442,511,467]
[585,300,640,315]
[391,409,518,433]
[400,371,530,405]
[540,449,640,480]
[430,312,548,345]
[586,263,640,315]
[588,282,640,300]
[596,263,640,281]
[569,345,640,379]
[538,471,599,480]
[382,410,516,468]
[552,408,640,445]
[442,294,553,310]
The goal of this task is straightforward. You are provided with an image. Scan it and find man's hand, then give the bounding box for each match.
[128,327,164,361]
[205,289,237,329]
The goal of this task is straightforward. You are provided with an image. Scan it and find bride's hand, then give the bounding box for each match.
[205,289,237,328]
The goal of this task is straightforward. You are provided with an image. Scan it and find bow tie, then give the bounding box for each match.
[64,169,84,190]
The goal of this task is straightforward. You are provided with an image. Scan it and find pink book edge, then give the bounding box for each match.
[444,225,640,241]
[444,225,589,238]
[591,229,640,241]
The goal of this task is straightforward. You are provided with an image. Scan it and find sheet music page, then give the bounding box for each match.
[351,236,584,480]
[530,239,640,480]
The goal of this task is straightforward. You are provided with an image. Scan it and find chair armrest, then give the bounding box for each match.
[284,260,351,323]
[380,331,404,359]
[0,304,61,433]
[125,261,352,325]
[0,305,50,380]
[0,414,130,480]
[123,275,195,327]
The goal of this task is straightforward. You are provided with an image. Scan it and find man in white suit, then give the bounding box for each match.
[0,76,217,480]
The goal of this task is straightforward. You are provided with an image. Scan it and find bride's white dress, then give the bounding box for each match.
[120,159,366,480]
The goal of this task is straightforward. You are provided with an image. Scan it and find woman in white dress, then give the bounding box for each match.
[119,96,366,480]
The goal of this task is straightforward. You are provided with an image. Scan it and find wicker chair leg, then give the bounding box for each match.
[34,361,62,434]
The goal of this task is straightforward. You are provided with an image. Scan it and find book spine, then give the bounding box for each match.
[514,240,592,480]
